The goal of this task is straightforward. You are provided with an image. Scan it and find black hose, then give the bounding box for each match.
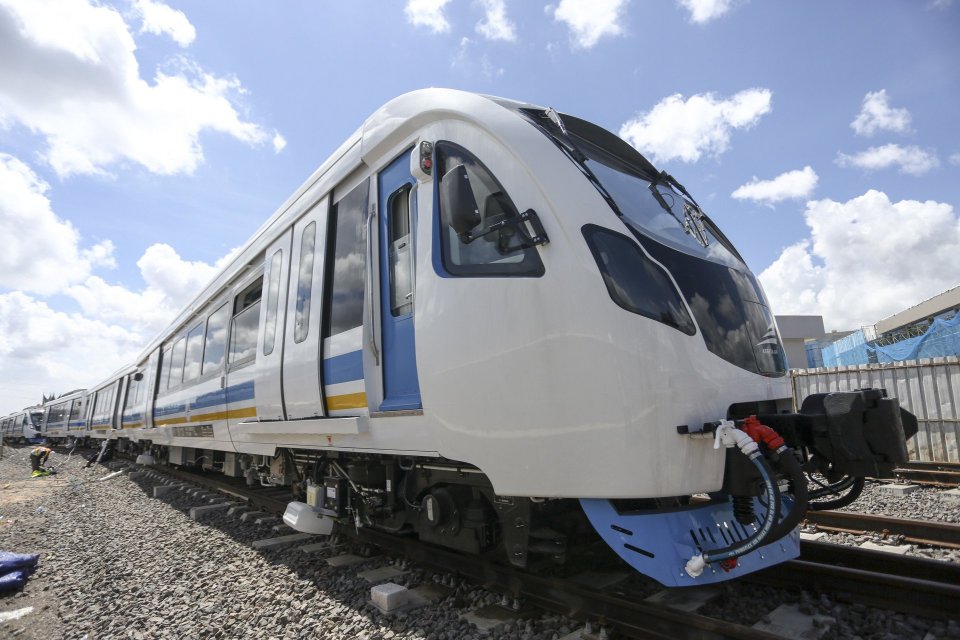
[757,449,809,545]
[808,476,865,511]
[703,451,781,564]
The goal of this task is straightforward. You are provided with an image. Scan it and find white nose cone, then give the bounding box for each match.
[135,453,156,465]
[283,501,334,535]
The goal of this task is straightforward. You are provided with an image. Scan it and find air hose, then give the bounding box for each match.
[685,422,781,578]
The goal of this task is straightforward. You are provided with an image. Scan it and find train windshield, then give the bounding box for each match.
[518,107,786,377]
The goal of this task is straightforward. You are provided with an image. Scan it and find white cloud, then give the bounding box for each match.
[451,37,504,80]
[133,0,196,47]
[272,132,287,154]
[677,0,734,23]
[67,243,238,335]
[476,0,516,41]
[0,154,115,295]
[836,144,939,176]
[0,291,145,414]
[949,152,960,166]
[552,0,627,49]
[619,88,772,164]
[405,0,453,33]
[731,166,818,206]
[0,0,276,177]
[850,90,912,137]
[759,190,960,329]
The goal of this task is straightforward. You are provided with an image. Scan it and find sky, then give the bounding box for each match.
[0,0,958,414]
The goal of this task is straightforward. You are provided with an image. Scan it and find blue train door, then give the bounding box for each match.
[377,152,421,410]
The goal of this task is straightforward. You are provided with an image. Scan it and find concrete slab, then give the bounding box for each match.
[860,541,912,555]
[327,554,366,568]
[227,505,251,516]
[370,583,409,614]
[300,541,340,554]
[460,605,519,632]
[800,531,827,542]
[253,516,281,526]
[128,471,148,480]
[240,511,270,522]
[251,533,314,550]
[406,583,452,607]
[153,485,177,498]
[190,503,233,521]
[753,604,835,639]
[572,570,630,590]
[941,488,960,504]
[645,586,721,613]
[358,566,408,584]
[878,483,920,497]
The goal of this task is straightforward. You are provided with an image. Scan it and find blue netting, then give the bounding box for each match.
[822,314,960,366]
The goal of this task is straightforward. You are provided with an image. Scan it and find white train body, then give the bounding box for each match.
[40,90,915,586]
[0,407,43,443]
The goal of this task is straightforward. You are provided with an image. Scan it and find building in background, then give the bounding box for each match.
[780,285,960,369]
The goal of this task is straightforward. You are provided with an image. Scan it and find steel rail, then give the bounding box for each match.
[804,511,960,548]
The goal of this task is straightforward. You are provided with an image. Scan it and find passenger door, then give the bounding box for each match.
[282,198,329,419]
[377,151,421,410]
[255,232,293,420]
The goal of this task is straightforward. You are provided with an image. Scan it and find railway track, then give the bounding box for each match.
[804,510,960,548]
[892,461,960,487]
[127,458,960,637]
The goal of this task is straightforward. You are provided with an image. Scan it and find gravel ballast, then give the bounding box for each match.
[1,445,958,639]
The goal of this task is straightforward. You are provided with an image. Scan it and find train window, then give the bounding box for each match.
[168,337,186,388]
[124,376,140,409]
[388,185,414,317]
[263,250,283,356]
[294,222,317,343]
[69,398,83,423]
[160,346,173,392]
[435,142,544,277]
[229,276,263,366]
[582,225,696,336]
[183,323,205,381]
[202,303,230,374]
[323,181,367,337]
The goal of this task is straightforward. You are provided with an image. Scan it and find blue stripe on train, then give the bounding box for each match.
[323,351,363,385]
[154,380,256,418]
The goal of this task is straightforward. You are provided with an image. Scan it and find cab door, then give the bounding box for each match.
[377,151,421,410]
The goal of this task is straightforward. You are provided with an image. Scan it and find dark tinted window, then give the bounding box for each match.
[324,181,367,337]
[168,337,186,388]
[160,346,172,391]
[637,236,786,376]
[435,142,544,277]
[583,225,696,335]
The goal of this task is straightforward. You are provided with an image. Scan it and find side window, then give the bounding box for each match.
[388,185,414,317]
[160,346,173,392]
[435,142,544,277]
[183,323,205,382]
[202,303,230,374]
[263,250,284,356]
[69,398,83,423]
[294,222,317,343]
[124,376,140,410]
[168,337,186,388]
[323,181,367,338]
[582,225,696,336]
[229,276,263,366]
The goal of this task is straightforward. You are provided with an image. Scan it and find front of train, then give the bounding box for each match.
[487,104,919,586]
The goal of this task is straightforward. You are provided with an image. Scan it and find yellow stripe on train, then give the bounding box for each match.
[326,392,367,411]
[153,406,258,427]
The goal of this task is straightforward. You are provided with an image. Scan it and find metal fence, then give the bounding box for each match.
[791,356,960,463]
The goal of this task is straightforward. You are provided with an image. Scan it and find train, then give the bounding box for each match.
[0,405,43,444]
[23,89,917,586]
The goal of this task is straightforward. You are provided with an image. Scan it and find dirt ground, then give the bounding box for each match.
[0,444,75,638]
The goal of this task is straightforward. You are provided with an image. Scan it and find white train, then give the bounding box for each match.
[0,406,43,443]
[35,89,916,586]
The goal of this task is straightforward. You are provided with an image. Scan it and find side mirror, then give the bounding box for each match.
[439,164,481,237]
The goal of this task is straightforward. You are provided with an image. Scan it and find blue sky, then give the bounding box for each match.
[0,0,958,414]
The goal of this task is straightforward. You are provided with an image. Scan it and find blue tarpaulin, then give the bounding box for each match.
[822,314,960,367]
